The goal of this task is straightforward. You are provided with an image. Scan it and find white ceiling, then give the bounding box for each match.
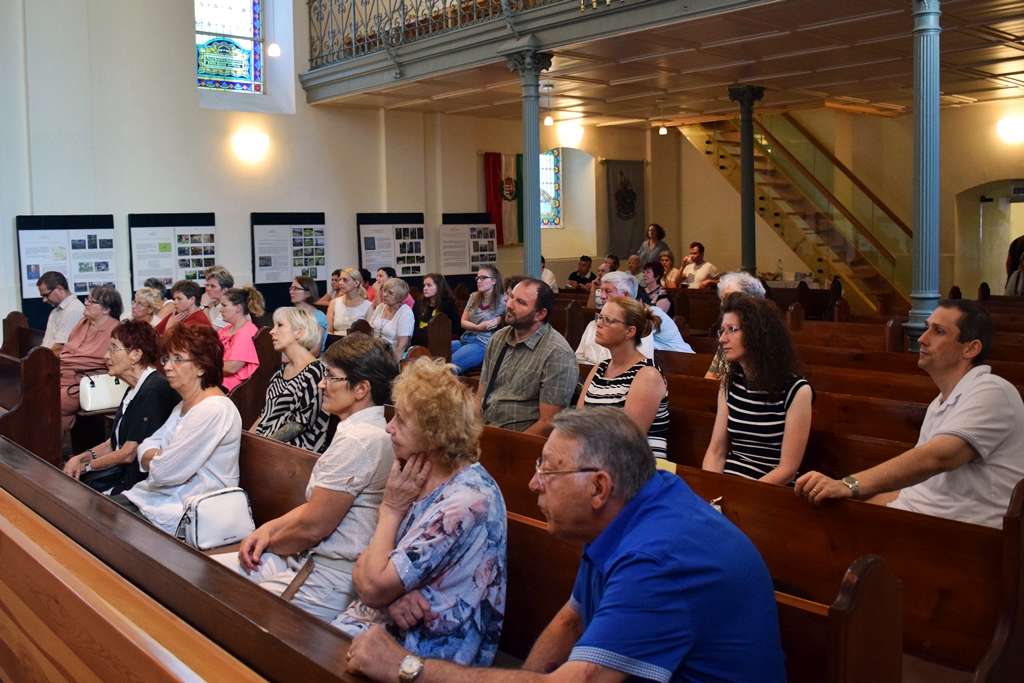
[322,0,1024,127]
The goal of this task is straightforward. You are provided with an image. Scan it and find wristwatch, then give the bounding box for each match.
[841,475,860,499]
[398,655,425,683]
[83,461,93,474]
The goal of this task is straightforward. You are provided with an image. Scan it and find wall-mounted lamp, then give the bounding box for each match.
[557,121,584,147]
[657,99,667,135]
[232,132,270,162]
[997,116,1024,144]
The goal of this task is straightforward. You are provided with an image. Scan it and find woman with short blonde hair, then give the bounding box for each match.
[334,357,506,667]
[131,287,164,326]
[368,278,414,360]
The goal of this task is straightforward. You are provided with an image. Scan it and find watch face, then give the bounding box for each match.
[399,655,424,679]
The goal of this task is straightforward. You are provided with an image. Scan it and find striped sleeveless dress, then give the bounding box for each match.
[723,369,812,483]
[583,358,670,459]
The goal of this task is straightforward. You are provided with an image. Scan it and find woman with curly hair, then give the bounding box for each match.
[334,357,507,667]
[702,293,813,485]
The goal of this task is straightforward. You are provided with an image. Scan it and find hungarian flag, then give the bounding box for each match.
[484,152,523,245]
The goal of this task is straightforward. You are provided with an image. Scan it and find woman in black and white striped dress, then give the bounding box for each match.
[252,307,330,453]
[703,293,814,485]
[578,296,669,458]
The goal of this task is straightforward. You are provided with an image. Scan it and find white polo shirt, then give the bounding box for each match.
[42,295,85,347]
[888,365,1024,528]
[682,261,718,289]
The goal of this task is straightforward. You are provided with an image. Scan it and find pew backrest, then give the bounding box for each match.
[788,304,904,353]
[0,311,44,358]
[228,327,281,428]
[0,347,62,466]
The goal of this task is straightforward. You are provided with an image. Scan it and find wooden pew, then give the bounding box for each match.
[673,289,720,336]
[788,304,904,353]
[228,327,281,429]
[0,436,360,683]
[564,301,596,351]
[0,347,61,467]
[797,345,1024,386]
[425,312,452,362]
[0,311,44,358]
[989,330,1024,363]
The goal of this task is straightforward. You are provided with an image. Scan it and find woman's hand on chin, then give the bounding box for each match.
[383,452,431,514]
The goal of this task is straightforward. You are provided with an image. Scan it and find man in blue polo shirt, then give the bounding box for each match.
[347,407,785,683]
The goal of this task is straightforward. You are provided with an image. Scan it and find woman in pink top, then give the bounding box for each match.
[218,286,265,393]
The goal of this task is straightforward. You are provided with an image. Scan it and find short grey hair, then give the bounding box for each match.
[204,265,234,290]
[550,407,656,502]
[718,271,765,299]
[272,306,322,352]
[601,270,639,299]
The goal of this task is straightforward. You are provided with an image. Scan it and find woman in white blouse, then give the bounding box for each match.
[327,267,373,335]
[113,324,242,534]
[368,278,415,360]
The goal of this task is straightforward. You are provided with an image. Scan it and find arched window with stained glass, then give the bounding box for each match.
[540,149,562,228]
[195,1,264,93]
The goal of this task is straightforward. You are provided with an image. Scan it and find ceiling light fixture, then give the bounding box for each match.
[266,0,281,57]
[657,99,668,135]
[543,84,554,127]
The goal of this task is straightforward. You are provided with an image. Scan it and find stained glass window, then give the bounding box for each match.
[540,149,562,228]
[196,1,263,93]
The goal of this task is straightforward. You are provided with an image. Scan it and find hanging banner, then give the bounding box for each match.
[605,160,646,262]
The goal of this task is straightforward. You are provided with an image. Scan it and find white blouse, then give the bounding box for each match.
[330,298,373,334]
[368,303,415,349]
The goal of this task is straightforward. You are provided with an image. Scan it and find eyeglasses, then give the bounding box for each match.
[84,298,97,305]
[160,355,191,365]
[38,289,53,298]
[718,325,742,338]
[323,374,353,385]
[131,300,147,307]
[288,286,306,292]
[594,314,627,327]
[475,275,493,281]
[107,345,129,355]
[534,458,599,491]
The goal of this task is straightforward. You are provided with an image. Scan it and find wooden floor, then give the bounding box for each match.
[903,655,972,683]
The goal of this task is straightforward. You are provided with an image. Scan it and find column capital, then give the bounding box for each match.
[912,0,940,16]
[728,85,765,107]
[506,51,553,79]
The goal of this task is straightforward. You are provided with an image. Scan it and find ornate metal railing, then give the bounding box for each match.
[308,0,554,69]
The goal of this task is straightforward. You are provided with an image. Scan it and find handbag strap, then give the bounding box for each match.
[481,341,510,411]
[280,556,316,601]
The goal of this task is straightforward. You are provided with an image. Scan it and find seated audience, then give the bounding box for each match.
[335,357,507,668]
[359,268,376,305]
[576,271,691,363]
[451,265,505,375]
[626,253,643,287]
[703,294,813,485]
[502,274,526,302]
[154,280,212,334]
[704,271,766,380]
[681,242,718,289]
[202,265,234,330]
[565,255,596,291]
[660,250,680,288]
[318,269,345,305]
[369,278,415,360]
[797,300,1024,529]
[590,261,611,308]
[252,307,330,452]
[579,297,669,458]
[37,270,85,354]
[291,275,328,354]
[63,320,180,494]
[113,325,242,533]
[1005,250,1024,296]
[413,273,461,348]
[219,286,265,393]
[374,267,416,309]
[477,278,576,436]
[540,256,559,293]
[130,287,164,326]
[327,267,373,335]
[142,277,176,321]
[604,253,620,271]
[216,334,400,620]
[346,407,785,683]
[60,286,123,430]
[639,259,674,316]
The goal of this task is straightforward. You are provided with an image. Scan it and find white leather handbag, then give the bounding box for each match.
[174,487,255,551]
[78,373,130,411]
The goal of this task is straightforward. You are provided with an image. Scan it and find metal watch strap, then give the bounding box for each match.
[842,475,860,499]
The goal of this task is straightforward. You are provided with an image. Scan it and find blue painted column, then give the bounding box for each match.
[507,49,552,279]
[907,0,941,349]
[728,85,764,276]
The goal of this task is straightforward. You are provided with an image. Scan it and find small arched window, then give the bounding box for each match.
[195,1,264,93]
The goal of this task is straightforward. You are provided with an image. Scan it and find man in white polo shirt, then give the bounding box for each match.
[796,300,1024,528]
[37,271,84,354]
[680,242,718,289]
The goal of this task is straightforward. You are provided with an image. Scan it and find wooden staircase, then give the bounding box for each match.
[682,119,911,315]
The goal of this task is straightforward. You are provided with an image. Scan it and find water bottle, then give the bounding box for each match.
[775,259,783,281]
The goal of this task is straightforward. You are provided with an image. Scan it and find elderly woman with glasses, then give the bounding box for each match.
[112,325,243,533]
[130,287,165,326]
[290,275,328,355]
[451,265,505,374]
[59,286,124,431]
[702,293,813,486]
[63,320,181,494]
[215,334,400,621]
[334,357,507,667]
[368,278,415,360]
[578,297,670,459]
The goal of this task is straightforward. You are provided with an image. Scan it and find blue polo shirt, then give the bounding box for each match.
[568,471,785,683]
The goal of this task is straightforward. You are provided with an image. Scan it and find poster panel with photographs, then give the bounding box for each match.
[129,214,216,290]
[440,223,497,275]
[17,217,118,299]
[253,222,328,283]
[358,215,427,278]
[68,228,118,293]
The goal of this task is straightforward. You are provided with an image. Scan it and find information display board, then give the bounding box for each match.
[252,215,327,283]
[357,213,426,278]
[17,215,118,298]
[441,223,497,275]
[128,213,217,289]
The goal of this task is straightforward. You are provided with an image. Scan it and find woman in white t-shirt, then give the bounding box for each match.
[327,267,373,335]
[368,278,415,360]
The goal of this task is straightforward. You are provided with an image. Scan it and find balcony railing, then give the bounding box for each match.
[308,0,555,69]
